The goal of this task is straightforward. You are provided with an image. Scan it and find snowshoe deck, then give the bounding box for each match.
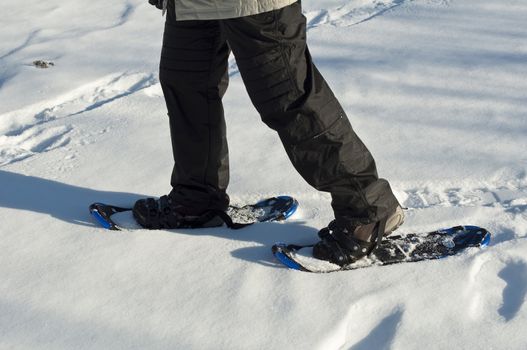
[273,225,491,273]
[90,195,298,231]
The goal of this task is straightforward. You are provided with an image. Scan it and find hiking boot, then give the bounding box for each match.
[133,195,224,229]
[384,205,405,236]
[313,206,405,266]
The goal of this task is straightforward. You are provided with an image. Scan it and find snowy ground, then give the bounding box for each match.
[1,0,527,349]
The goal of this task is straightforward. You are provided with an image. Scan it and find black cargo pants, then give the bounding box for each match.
[159,0,400,225]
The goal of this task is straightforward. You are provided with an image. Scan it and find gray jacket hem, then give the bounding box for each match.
[174,0,298,21]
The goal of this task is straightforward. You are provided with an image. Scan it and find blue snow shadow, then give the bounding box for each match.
[349,308,403,350]
[0,170,319,267]
[160,214,319,268]
[0,170,142,228]
[226,222,318,268]
[498,261,527,322]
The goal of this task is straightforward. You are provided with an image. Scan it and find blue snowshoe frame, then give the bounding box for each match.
[90,195,298,231]
[273,225,491,272]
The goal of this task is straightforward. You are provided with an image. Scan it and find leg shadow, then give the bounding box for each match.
[0,169,323,266]
[228,221,319,268]
[0,170,143,228]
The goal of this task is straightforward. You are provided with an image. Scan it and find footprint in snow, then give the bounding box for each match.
[498,260,527,322]
[0,72,156,166]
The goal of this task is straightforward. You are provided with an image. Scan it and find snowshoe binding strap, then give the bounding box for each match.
[314,217,389,267]
[333,218,388,257]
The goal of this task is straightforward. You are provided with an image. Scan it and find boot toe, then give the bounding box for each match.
[313,239,347,266]
[133,198,158,229]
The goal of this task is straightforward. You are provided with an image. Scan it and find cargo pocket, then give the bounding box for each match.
[277,97,345,146]
[281,113,351,191]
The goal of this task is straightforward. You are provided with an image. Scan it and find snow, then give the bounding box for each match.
[1,0,526,349]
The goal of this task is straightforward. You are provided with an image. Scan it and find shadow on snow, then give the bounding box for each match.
[0,169,319,267]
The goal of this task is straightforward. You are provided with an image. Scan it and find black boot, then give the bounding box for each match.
[133,195,225,229]
[313,206,404,266]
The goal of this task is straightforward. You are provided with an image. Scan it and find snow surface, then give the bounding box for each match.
[1,0,527,349]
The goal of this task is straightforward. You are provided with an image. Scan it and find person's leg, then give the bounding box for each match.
[160,0,230,214]
[221,2,400,228]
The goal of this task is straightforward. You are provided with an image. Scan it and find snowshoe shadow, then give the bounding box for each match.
[175,221,319,268]
[231,222,318,268]
[0,170,319,267]
[0,170,143,228]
